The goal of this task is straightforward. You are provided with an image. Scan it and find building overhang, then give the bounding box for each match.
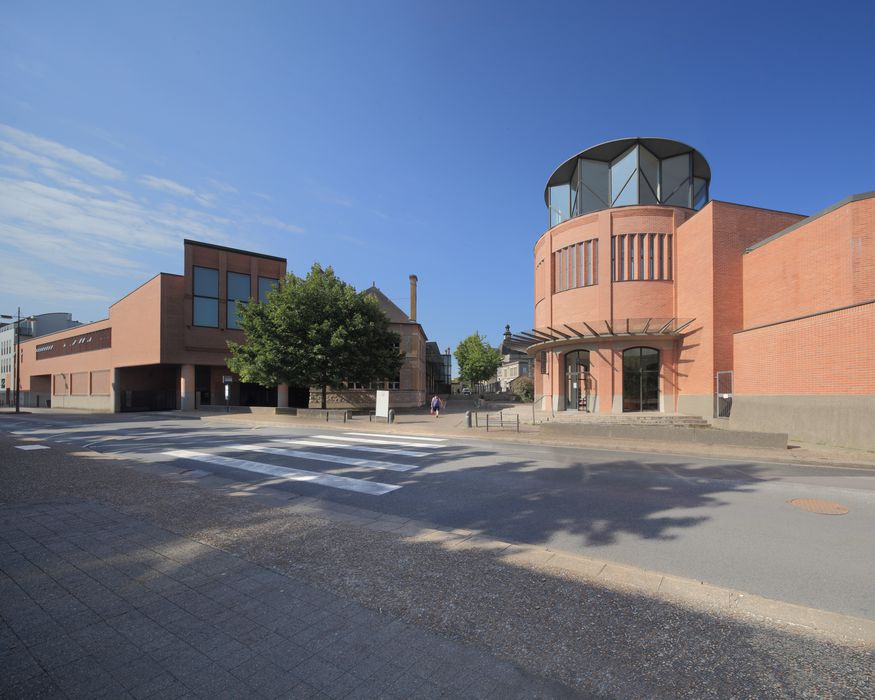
[505,318,695,354]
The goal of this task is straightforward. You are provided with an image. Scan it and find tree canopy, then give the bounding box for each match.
[227,264,403,408]
[454,333,502,388]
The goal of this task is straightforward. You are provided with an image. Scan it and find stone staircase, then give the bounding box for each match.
[546,412,712,427]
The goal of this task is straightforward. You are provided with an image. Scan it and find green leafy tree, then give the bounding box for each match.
[454,333,502,391]
[227,264,404,409]
[513,376,534,402]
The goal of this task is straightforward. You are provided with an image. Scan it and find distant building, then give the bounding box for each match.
[1,313,80,407]
[506,136,875,448]
[315,275,443,409]
[497,325,534,392]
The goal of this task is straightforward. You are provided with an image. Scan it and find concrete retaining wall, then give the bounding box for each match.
[728,395,875,451]
[540,422,788,449]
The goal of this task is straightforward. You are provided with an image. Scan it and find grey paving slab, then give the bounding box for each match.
[0,500,581,699]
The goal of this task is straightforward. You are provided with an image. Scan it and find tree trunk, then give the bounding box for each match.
[321,384,327,409]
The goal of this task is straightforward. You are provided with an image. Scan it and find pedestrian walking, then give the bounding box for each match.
[430,394,443,418]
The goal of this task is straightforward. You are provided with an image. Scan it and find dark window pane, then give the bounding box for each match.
[258,277,278,303]
[193,267,218,297]
[638,146,659,204]
[641,347,660,371]
[693,177,708,209]
[193,297,218,327]
[227,300,248,330]
[579,159,610,214]
[661,154,691,207]
[227,272,250,301]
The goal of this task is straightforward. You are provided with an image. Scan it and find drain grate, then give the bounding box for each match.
[788,498,849,515]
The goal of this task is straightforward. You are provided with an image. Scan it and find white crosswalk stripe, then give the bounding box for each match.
[312,434,443,449]
[164,449,400,495]
[348,432,446,443]
[270,438,429,458]
[228,444,416,472]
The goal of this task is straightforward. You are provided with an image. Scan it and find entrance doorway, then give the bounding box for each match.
[622,347,659,412]
[565,350,590,411]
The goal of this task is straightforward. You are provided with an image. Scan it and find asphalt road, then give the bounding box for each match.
[5,412,874,620]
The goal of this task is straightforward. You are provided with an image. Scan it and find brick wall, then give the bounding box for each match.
[734,302,875,394]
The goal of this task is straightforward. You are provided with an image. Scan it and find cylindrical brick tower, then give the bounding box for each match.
[528,137,711,414]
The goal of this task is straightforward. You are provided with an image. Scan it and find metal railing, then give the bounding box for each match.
[473,410,520,432]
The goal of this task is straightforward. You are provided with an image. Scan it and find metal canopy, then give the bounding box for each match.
[505,317,695,352]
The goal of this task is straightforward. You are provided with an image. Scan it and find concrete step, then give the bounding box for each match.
[548,413,712,428]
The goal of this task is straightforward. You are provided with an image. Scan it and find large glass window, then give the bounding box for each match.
[638,146,659,204]
[549,184,571,227]
[193,266,219,327]
[693,177,708,209]
[227,272,251,330]
[579,159,610,215]
[258,276,278,303]
[547,143,708,227]
[610,147,638,207]
[661,153,691,207]
[623,347,660,412]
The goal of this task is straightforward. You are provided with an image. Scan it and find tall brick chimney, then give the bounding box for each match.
[409,274,418,322]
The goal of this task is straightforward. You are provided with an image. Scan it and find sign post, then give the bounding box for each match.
[223,375,233,413]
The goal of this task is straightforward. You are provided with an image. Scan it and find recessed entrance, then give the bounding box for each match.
[565,350,590,411]
[623,347,659,412]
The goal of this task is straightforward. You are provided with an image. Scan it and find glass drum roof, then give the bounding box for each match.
[545,138,711,228]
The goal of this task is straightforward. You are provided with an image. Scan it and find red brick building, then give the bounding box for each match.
[510,137,874,449]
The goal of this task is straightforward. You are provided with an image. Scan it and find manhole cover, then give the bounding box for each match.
[788,498,849,515]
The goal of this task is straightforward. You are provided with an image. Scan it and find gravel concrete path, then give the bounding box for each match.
[2,429,873,699]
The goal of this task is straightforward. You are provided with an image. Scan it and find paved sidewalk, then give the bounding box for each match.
[0,501,581,699]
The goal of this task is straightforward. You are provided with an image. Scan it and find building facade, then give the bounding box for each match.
[19,240,287,412]
[1,312,81,407]
[508,137,874,449]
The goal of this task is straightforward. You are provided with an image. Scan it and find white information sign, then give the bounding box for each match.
[375,390,389,418]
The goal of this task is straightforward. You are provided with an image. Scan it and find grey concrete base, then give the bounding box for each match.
[676,394,714,421]
[541,422,788,448]
[728,395,875,451]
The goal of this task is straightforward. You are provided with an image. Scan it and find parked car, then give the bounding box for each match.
[462,387,471,396]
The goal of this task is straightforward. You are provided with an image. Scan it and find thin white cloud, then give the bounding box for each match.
[207,177,238,194]
[141,174,215,207]
[255,215,305,234]
[0,125,302,313]
[0,123,124,180]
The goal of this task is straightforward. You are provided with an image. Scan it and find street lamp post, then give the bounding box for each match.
[1,308,31,414]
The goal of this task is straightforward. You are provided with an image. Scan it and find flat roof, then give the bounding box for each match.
[184,239,287,263]
[745,190,875,252]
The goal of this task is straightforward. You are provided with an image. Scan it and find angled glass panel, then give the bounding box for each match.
[193,266,218,297]
[579,159,610,214]
[693,177,708,209]
[570,162,580,217]
[638,146,659,204]
[611,146,638,207]
[549,184,571,227]
[661,153,691,207]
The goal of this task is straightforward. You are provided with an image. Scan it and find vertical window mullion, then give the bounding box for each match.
[618,236,625,281]
[593,239,598,285]
[638,233,645,280]
[611,237,616,282]
[658,234,665,280]
[667,235,673,280]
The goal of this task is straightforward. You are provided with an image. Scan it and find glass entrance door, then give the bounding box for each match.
[622,347,660,412]
[565,350,590,411]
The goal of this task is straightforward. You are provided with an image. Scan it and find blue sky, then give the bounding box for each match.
[2,1,873,357]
